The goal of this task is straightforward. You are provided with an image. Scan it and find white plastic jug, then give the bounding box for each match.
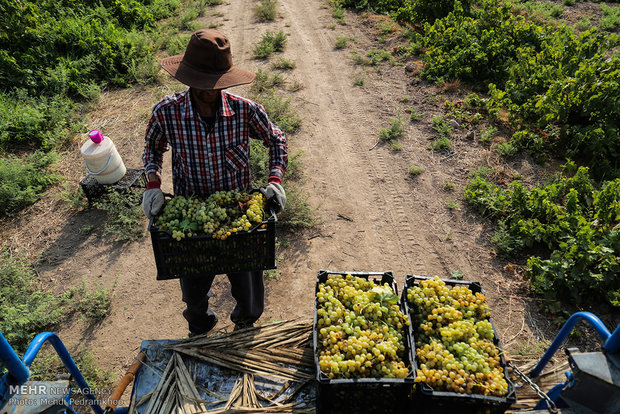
[80,129,127,184]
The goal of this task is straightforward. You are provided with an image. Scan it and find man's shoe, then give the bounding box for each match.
[187,314,218,337]
[233,323,254,332]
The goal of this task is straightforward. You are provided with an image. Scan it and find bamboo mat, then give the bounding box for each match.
[130,319,568,413]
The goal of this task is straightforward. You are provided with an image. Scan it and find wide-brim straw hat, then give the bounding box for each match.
[161,29,255,90]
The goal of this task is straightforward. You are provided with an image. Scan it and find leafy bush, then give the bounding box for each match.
[250,89,301,134]
[93,191,146,242]
[255,0,277,21]
[334,0,472,23]
[0,0,169,96]
[465,166,620,309]
[418,0,619,179]
[421,0,544,87]
[70,279,116,321]
[254,30,287,59]
[0,250,69,352]
[0,152,61,217]
[487,28,619,178]
[600,4,620,32]
[0,90,82,150]
[250,69,286,94]
[379,117,405,141]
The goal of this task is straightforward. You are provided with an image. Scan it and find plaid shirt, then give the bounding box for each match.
[143,90,287,197]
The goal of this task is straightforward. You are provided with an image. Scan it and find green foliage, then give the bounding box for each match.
[0,248,121,353]
[0,90,83,150]
[93,191,146,242]
[0,0,189,215]
[353,74,365,86]
[254,30,287,59]
[250,89,301,134]
[255,0,277,22]
[408,109,424,122]
[271,57,295,70]
[421,0,544,87]
[432,116,452,138]
[446,198,460,209]
[379,117,405,141]
[351,52,373,66]
[390,140,403,151]
[335,36,349,49]
[576,17,592,31]
[495,142,517,157]
[430,116,454,151]
[450,270,464,279]
[510,0,564,22]
[30,348,116,390]
[249,141,315,231]
[330,0,346,22]
[0,250,69,352]
[430,135,452,151]
[0,152,61,217]
[465,166,620,308]
[334,0,472,23]
[600,4,620,32]
[479,125,497,144]
[70,279,116,321]
[409,164,424,176]
[0,0,170,96]
[487,28,619,179]
[366,49,396,65]
[251,69,286,93]
[418,0,619,179]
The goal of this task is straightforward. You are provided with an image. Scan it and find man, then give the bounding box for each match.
[141,29,288,335]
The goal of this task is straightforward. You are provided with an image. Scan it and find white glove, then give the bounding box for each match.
[142,188,165,219]
[262,183,286,213]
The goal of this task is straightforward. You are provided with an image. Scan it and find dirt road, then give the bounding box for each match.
[2,0,544,378]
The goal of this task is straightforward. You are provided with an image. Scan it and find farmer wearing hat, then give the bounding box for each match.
[141,29,288,335]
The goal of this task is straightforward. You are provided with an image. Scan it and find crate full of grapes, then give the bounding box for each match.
[403,275,517,414]
[148,190,276,280]
[313,270,415,414]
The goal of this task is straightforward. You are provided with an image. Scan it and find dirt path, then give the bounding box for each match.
[1,0,550,382]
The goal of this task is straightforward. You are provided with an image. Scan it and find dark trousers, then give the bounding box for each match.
[179,271,264,334]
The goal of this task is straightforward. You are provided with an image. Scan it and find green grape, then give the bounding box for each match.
[155,191,266,240]
[407,277,509,397]
[316,274,410,380]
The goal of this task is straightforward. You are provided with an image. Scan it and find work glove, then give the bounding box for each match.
[142,188,165,219]
[262,182,286,213]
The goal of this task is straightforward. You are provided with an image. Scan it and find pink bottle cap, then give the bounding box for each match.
[88,129,105,144]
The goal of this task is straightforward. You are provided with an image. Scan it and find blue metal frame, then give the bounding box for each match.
[1,332,104,414]
[530,312,614,378]
[0,333,30,385]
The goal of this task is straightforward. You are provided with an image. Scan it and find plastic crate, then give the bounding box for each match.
[80,168,147,204]
[313,270,415,414]
[402,275,517,414]
[148,206,276,280]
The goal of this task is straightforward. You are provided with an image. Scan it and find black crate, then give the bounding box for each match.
[402,275,517,414]
[313,270,415,414]
[80,168,147,204]
[148,207,276,280]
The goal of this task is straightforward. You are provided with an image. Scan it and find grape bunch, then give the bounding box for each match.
[155,190,266,241]
[406,277,509,397]
[316,274,411,380]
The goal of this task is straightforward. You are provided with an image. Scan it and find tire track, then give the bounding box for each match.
[279,0,447,277]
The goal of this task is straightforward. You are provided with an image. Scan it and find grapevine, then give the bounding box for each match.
[316,274,411,380]
[154,190,266,241]
[407,277,509,397]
